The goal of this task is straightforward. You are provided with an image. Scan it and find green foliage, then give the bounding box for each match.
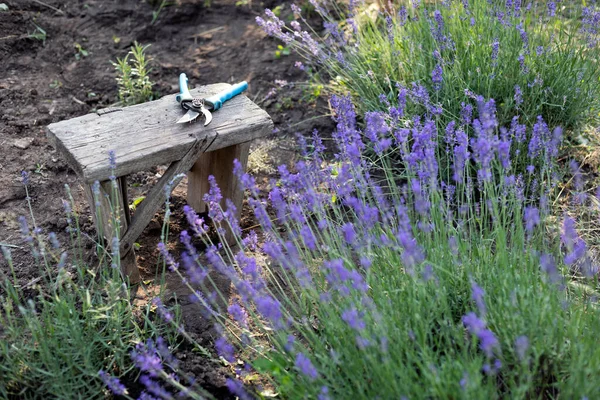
[28,23,47,45]
[151,0,172,24]
[155,94,600,398]
[0,179,176,398]
[274,44,291,59]
[74,42,89,60]
[266,0,600,137]
[0,265,137,398]
[337,1,600,132]
[112,42,155,106]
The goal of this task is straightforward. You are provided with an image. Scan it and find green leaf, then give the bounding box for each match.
[129,196,145,210]
[0,3,8,11]
[253,357,277,373]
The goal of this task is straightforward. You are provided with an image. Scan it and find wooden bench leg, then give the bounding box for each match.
[187,142,251,244]
[85,177,141,284]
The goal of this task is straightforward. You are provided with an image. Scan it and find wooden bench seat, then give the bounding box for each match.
[47,83,273,283]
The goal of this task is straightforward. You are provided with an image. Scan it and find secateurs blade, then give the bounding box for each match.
[175,73,248,126]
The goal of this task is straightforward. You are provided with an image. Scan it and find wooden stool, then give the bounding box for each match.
[47,83,273,283]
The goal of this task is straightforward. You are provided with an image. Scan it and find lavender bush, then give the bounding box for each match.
[105,93,600,398]
[258,0,600,135]
[0,173,179,398]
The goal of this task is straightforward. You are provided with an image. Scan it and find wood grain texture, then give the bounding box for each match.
[83,179,141,284]
[47,83,273,183]
[187,141,250,244]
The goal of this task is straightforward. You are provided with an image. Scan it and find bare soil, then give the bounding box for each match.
[0,0,333,396]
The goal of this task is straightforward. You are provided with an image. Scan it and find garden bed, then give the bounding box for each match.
[0,0,330,396]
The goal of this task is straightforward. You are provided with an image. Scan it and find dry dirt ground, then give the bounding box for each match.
[0,0,334,395]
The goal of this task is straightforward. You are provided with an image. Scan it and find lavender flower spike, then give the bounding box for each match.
[98,370,128,396]
[295,352,319,381]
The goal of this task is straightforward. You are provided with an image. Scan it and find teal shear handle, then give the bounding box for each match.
[205,82,248,110]
[176,73,194,103]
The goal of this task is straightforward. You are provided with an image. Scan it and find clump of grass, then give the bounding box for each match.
[112,42,155,106]
[0,172,177,398]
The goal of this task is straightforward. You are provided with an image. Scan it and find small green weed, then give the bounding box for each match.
[49,79,62,89]
[274,44,290,59]
[73,42,89,60]
[151,0,172,24]
[111,42,155,106]
[28,23,46,45]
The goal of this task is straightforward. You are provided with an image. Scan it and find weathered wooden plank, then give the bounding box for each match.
[83,178,141,284]
[187,141,251,244]
[47,83,273,183]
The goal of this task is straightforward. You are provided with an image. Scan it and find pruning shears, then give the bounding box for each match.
[176,73,248,126]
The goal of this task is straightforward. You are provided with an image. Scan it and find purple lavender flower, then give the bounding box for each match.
[140,375,172,399]
[108,150,117,171]
[226,378,252,400]
[183,205,208,236]
[18,216,33,244]
[98,370,127,396]
[249,198,272,230]
[342,307,366,331]
[491,39,499,64]
[21,170,29,186]
[514,335,529,361]
[157,242,179,271]
[460,102,473,125]
[460,372,468,389]
[291,3,302,18]
[431,10,445,43]
[497,135,511,170]
[318,386,331,400]
[386,15,394,42]
[547,1,556,17]
[514,85,523,106]
[581,7,600,48]
[355,336,371,349]
[540,253,562,286]
[432,64,443,91]
[255,295,283,328]
[529,116,550,159]
[299,225,317,250]
[379,94,390,107]
[131,340,163,377]
[478,329,499,357]
[216,336,236,363]
[569,159,583,193]
[365,111,392,155]
[463,313,499,357]
[452,128,470,182]
[518,53,528,74]
[462,312,486,334]
[516,23,528,49]
[398,6,408,25]
[341,222,356,245]
[203,175,224,223]
[471,280,486,316]
[48,232,60,249]
[180,251,208,285]
[524,207,540,233]
[397,229,426,275]
[152,297,174,324]
[295,352,319,381]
